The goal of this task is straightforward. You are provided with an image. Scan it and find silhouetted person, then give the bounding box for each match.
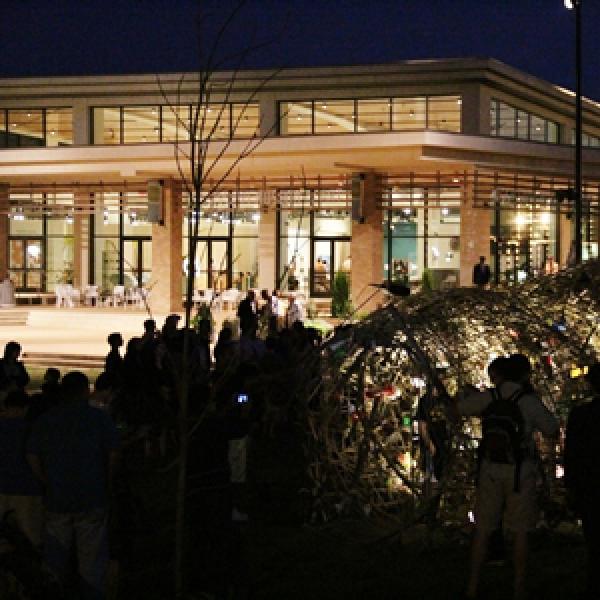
[27,371,119,600]
[472,256,491,289]
[0,389,43,547]
[0,341,30,402]
[237,290,256,336]
[565,363,600,599]
[28,367,61,422]
[105,333,124,383]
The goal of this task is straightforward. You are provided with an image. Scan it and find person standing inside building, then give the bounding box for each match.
[565,363,600,600]
[472,256,491,289]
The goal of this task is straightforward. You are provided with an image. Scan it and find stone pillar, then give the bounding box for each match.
[259,93,278,138]
[461,83,486,136]
[0,185,8,277]
[460,182,491,286]
[73,192,90,288]
[351,173,383,313]
[72,100,89,146]
[257,200,276,291]
[151,180,182,314]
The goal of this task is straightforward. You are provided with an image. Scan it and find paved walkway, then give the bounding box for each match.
[0,307,228,358]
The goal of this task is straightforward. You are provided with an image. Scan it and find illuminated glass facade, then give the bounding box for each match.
[280,95,461,135]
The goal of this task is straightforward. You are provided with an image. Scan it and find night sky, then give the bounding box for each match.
[2,0,600,101]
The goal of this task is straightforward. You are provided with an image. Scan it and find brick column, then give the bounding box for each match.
[351,173,383,313]
[460,181,491,286]
[257,201,276,291]
[151,180,182,314]
[0,185,8,277]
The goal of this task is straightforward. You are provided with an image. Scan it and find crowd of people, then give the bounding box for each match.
[0,287,320,599]
[0,289,599,598]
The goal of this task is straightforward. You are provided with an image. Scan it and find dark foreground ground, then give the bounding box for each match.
[123,515,585,600]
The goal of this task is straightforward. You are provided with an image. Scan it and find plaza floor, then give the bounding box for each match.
[0,306,192,358]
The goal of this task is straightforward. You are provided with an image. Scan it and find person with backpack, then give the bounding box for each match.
[455,355,558,600]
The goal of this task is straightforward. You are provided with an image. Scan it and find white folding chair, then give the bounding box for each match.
[112,285,126,307]
[84,285,99,306]
[220,289,240,311]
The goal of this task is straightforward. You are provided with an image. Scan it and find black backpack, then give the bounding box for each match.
[479,387,525,490]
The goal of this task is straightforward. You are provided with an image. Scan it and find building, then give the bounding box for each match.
[1,57,600,313]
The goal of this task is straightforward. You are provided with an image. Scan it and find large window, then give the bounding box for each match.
[278,206,351,297]
[383,188,461,289]
[0,108,72,147]
[570,130,600,147]
[279,95,461,136]
[491,208,559,283]
[490,99,559,143]
[92,103,259,144]
[8,193,74,292]
[91,192,152,291]
[182,193,259,293]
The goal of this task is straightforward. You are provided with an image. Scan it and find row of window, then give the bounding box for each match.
[0,108,72,147]
[91,104,260,144]
[279,96,462,135]
[570,130,600,148]
[1,100,599,148]
[489,99,559,143]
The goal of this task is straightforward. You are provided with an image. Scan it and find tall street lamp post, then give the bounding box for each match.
[565,0,583,263]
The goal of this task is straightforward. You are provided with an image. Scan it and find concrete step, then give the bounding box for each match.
[22,352,104,369]
[0,311,29,326]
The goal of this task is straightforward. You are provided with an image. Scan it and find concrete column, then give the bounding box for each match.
[257,201,276,291]
[151,180,182,314]
[72,100,89,146]
[461,84,485,136]
[351,173,383,313]
[460,182,491,286]
[259,93,278,138]
[0,185,8,277]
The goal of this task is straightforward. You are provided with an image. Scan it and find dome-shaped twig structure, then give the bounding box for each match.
[305,261,600,525]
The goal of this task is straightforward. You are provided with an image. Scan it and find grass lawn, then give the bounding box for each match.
[244,520,585,599]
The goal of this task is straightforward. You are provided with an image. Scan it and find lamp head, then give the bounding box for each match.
[564,0,576,9]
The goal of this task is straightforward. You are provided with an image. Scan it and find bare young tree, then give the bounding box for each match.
[155,2,287,595]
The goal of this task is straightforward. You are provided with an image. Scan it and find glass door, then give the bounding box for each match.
[194,238,230,291]
[123,237,152,288]
[9,238,44,291]
[311,238,351,297]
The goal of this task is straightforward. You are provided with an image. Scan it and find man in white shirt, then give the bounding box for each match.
[454,355,558,600]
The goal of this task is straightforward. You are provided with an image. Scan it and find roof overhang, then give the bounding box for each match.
[0,131,599,185]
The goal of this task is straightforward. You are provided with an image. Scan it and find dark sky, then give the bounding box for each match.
[2,0,600,101]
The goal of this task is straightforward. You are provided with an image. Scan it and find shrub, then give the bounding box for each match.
[331,271,352,317]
